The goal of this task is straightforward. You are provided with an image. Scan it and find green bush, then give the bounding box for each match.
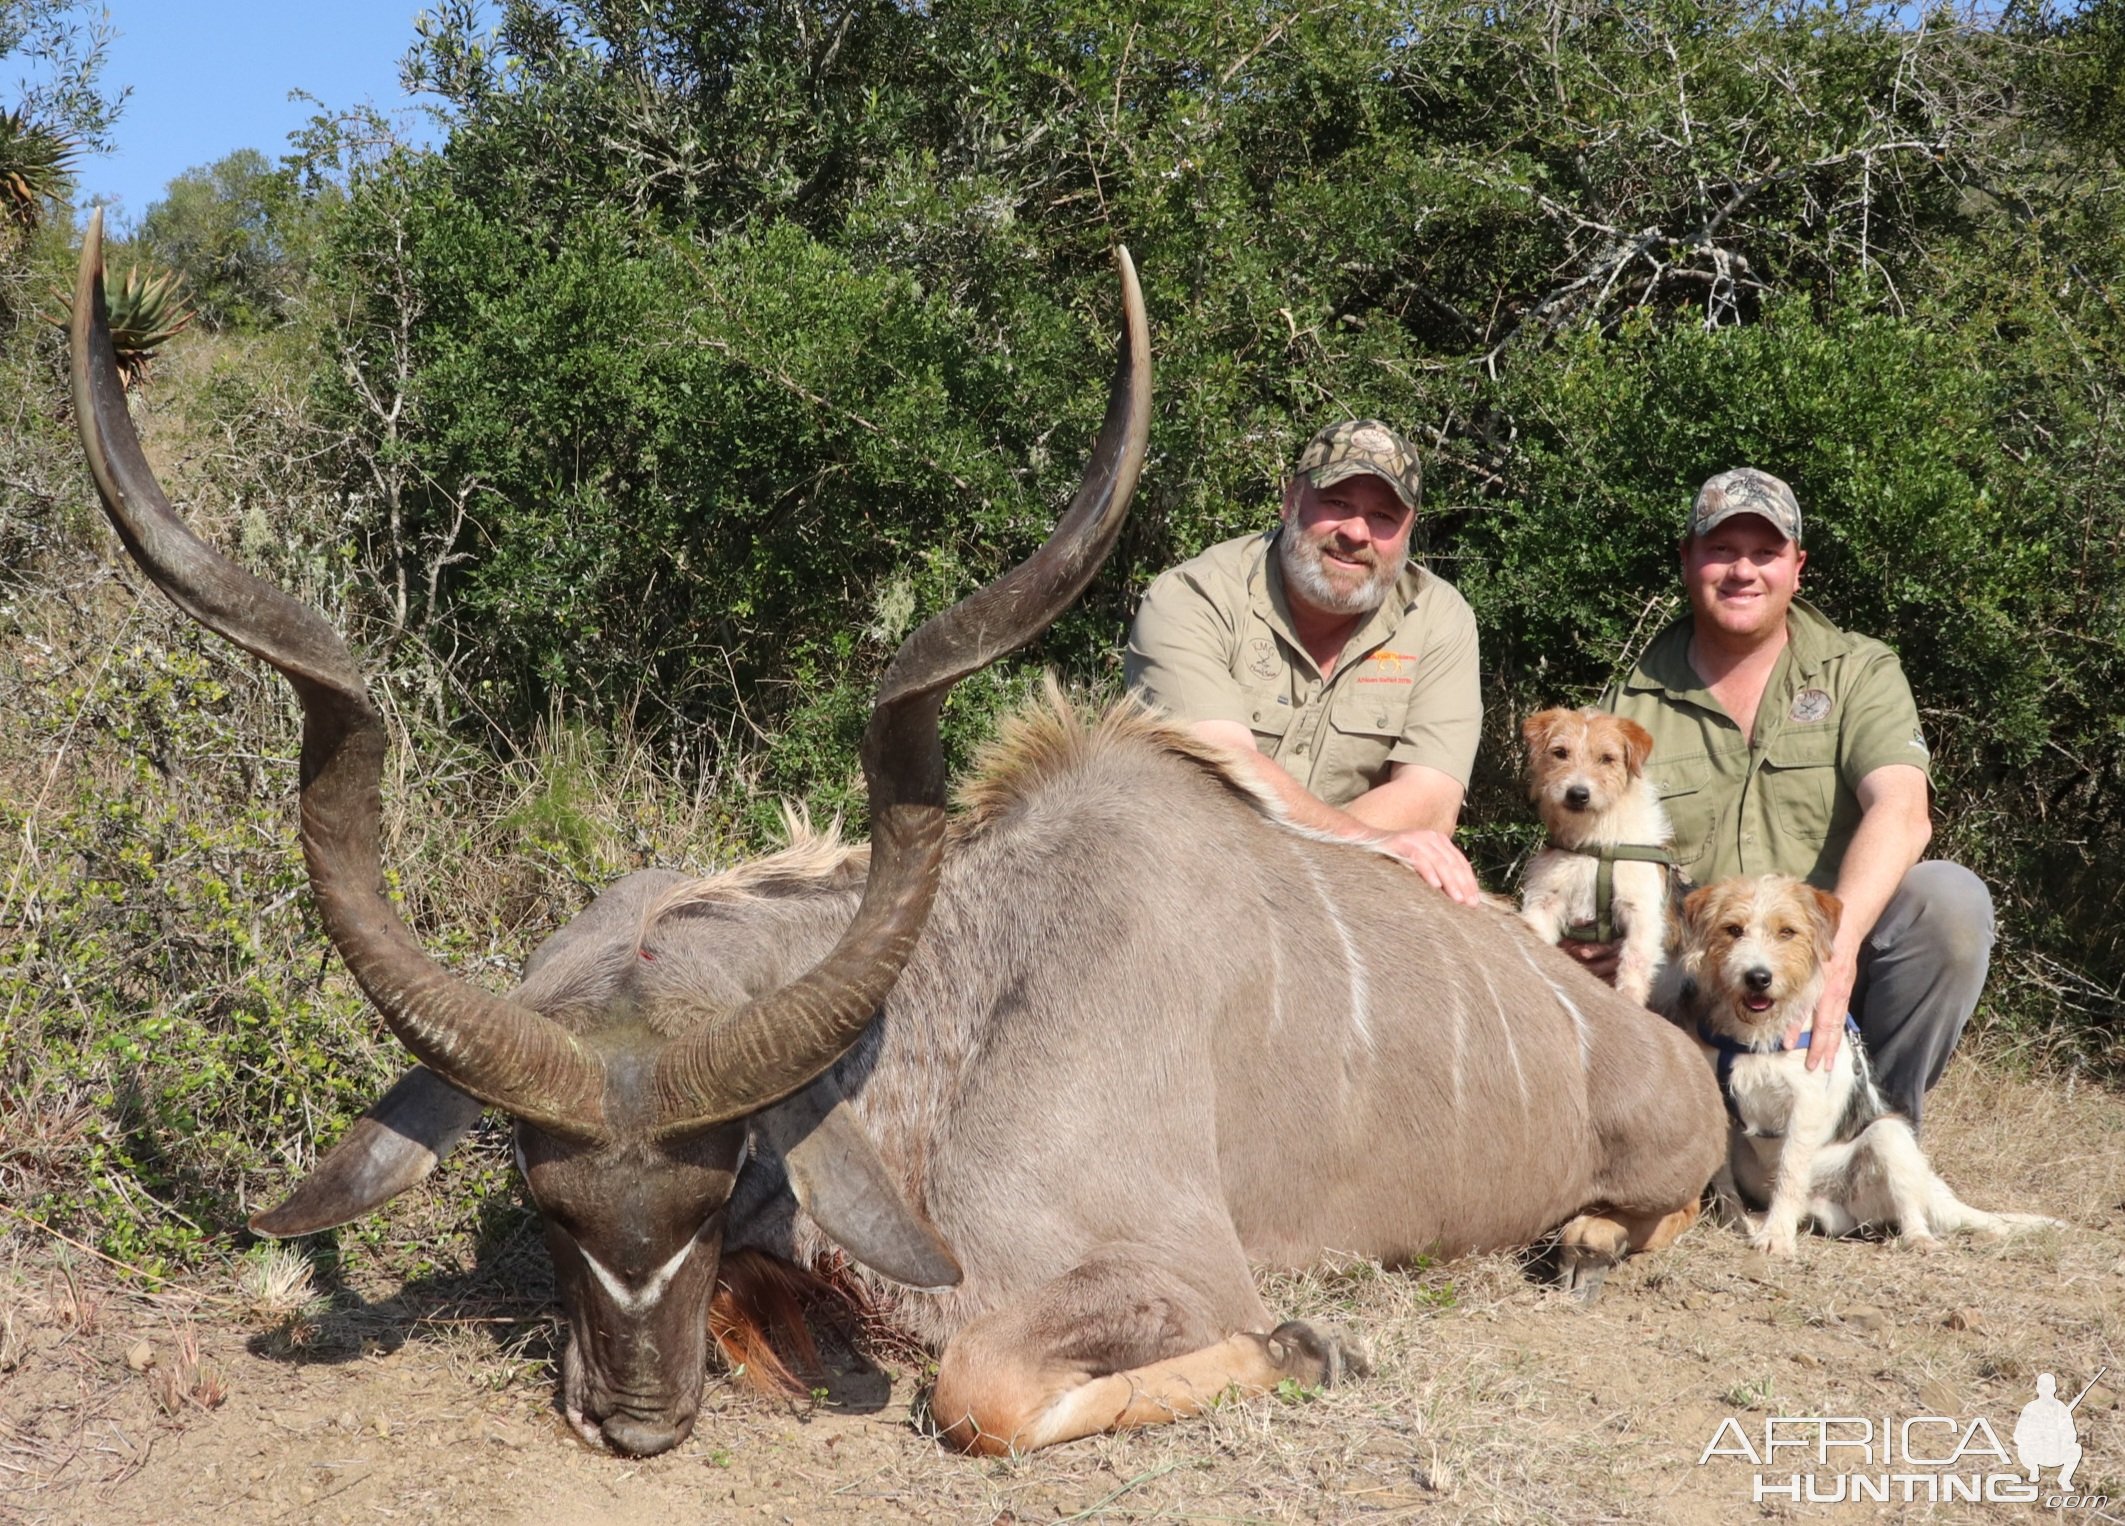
[8,1,2125,1278]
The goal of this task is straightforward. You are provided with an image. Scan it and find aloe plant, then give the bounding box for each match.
[55,263,196,387]
[0,108,76,230]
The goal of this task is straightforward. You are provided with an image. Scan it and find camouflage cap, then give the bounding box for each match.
[1691,468,1803,543]
[1294,418,1422,510]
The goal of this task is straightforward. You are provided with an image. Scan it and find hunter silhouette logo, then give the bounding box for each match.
[2016,1369,2103,1492]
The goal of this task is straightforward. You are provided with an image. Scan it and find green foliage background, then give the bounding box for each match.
[3,0,2123,1272]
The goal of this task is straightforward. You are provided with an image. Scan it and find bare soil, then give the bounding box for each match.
[3,1059,2119,1526]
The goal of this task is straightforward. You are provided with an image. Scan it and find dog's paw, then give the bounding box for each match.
[1749,1223,1799,1258]
[1897,1230,1942,1255]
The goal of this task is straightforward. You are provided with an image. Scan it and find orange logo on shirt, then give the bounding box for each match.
[1359,650,1416,683]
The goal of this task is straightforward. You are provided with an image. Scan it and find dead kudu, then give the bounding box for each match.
[69,214,1723,1457]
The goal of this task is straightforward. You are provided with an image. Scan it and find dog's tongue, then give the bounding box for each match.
[1743,995,1774,1013]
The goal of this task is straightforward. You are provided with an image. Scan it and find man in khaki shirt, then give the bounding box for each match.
[1125,419,1483,904]
[1579,469,1986,1129]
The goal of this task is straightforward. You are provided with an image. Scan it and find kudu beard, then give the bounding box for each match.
[1277,522,1408,616]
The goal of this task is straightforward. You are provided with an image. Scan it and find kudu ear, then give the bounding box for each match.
[250,1067,485,1237]
[755,1076,962,1292]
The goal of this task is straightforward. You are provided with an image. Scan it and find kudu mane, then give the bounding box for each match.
[519,685,1289,1047]
[645,683,1289,922]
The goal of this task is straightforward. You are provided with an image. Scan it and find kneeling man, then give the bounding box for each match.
[1578,469,1986,1130]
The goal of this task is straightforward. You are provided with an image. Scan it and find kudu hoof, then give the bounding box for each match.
[1263,1320,1373,1388]
[1554,1245,1615,1305]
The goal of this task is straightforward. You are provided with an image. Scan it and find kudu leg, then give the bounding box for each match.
[927,1244,1367,1456]
[1555,1199,1703,1303]
[1556,1004,1728,1302]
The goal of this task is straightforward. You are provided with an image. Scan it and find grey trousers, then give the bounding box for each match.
[1850,860,1994,1133]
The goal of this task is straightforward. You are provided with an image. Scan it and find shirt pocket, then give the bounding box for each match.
[1761,729,1838,847]
[1326,689,1405,792]
[1644,755,1714,879]
[1243,700,1293,756]
[1330,683,1409,742]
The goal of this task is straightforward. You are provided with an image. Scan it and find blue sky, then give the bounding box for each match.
[63,4,444,226]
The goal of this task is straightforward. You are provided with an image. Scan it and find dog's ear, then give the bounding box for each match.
[1615,717,1655,776]
[1806,884,1844,946]
[1521,708,1566,751]
[1681,884,1717,937]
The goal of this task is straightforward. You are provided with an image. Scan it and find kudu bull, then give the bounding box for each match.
[70,212,1724,1458]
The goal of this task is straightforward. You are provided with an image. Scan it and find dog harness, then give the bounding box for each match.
[1698,1014,1863,1137]
[1556,841,1677,943]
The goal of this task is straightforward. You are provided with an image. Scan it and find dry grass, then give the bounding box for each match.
[0,1055,2114,1525]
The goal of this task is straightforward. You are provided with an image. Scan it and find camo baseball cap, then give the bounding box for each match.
[1294,419,1422,510]
[1690,467,1803,543]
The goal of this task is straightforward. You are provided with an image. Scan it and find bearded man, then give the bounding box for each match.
[1125,419,1483,903]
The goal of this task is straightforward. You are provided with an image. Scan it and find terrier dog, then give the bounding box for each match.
[1518,707,1678,1006]
[1671,875,2059,1255]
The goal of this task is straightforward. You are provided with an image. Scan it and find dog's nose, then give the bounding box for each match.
[1563,785,1590,810]
[1743,967,1773,994]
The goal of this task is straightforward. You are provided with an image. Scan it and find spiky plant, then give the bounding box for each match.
[54,263,196,387]
[0,108,76,230]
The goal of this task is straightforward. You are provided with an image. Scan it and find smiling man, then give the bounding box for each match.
[1125,419,1482,904]
[1581,468,1984,1130]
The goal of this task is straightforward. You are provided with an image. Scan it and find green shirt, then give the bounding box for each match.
[1605,599,1932,888]
[1124,529,1481,805]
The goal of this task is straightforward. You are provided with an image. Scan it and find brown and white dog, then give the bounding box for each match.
[1670,875,2059,1255]
[1519,707,1677,1006]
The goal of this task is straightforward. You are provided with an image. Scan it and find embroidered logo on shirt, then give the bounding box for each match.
[1357,650,1416,684]
[1246,637,1280,679]
[1789,687,1833,724]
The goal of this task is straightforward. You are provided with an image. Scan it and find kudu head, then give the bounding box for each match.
[68,211,1150,1455]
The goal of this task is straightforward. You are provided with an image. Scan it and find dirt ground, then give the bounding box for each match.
[2,1059,2119,1526]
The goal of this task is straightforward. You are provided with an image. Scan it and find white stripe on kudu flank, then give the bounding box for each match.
[1267,925,1285,1036]
[1518,944,1593,1075]
[1303,859,1373,1055]
[1476,962,1529,1105]
[1450,996,1467,1109]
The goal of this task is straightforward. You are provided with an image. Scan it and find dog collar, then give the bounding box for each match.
[1556,842,1676,944]
[1699,1014,1863,1137]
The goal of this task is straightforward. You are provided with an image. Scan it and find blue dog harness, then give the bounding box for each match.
[1698,1014,1863,1137]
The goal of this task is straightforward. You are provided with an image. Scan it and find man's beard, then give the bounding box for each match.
[1278,524,1407,616]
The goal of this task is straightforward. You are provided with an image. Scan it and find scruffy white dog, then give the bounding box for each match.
[1518,707,1676,1006]
[1671,874,2060,1256]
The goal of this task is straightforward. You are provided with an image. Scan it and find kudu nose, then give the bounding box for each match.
[1563,785,1591,810]
[602,1414,681,1457]
[1743,967,1774,994]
